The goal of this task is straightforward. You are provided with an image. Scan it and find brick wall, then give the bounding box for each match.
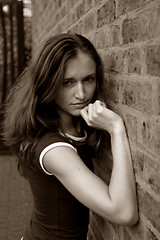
[32,0,160,239]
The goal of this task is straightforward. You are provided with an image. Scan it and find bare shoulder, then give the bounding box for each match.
[43,145,85,177]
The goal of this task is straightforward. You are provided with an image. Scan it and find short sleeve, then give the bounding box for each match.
[39,142,77,175]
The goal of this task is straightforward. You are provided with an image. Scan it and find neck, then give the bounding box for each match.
[58,113,83,137]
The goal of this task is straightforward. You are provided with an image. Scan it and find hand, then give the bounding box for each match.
[80,100,124,135]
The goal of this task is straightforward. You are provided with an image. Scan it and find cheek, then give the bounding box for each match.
[56,90,71,106]
[87,83,96,97]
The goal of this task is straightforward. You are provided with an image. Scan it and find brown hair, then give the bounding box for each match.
[3,33,105,177]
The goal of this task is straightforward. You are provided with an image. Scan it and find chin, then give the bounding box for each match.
[71,110,82,117]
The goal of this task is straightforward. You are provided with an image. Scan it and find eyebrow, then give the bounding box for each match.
[64,73,96,81]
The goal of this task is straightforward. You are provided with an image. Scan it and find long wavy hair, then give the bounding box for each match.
[2,33,105,177]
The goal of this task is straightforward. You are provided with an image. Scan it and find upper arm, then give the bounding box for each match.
[42,145,114,221]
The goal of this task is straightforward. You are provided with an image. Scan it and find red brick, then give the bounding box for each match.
[82,12,96,33]
[124,217,146,240]
[140,118,160,156]
[146,228,159,240]
[93,213,120,239]
[102,53,112,72]
[144,157,160,194]
[76,1,85,20]
[126,48,141,74]
[84,0,93,12]
[122,81,152,112]
[89,215,105,240]
[105,75,121,103]
[123,229,135,240]
[94,0,103,4]
[138,187,160,232]
[111,50,125,73]
[124,113,138,142]
[70,11,78,26]
[122,16,147,44]
[133,148,160,194]
[117,0,152,16]
[132,149,144,176]
[146,45,160,77]
[111,24,121,46]
[158,83,160,114]
[97,0,116,28]
[122,8,160,44]
[94,28,111,49]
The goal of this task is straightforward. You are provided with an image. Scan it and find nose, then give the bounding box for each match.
[75,82,85,100]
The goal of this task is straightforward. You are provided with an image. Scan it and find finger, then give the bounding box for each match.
[94,100,105,114]
[80,106,89,124]
[87,103,94,121]
[101,101,106,107]
[96,100,106,108]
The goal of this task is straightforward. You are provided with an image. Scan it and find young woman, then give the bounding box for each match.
[3,33,138,240]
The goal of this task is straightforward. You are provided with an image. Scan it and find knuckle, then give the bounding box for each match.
[92,112,98,119]
[88,103,93,108]
[95,107,102,116]
[88,116,93,122]
[87,121,92,127]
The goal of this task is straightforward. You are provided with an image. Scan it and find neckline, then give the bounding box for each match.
[59,130,87,142]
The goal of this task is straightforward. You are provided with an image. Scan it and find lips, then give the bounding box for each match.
[72,101,89,108]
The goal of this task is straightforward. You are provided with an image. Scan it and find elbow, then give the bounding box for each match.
[117,206,139,226]
[107,202,139,226]
[120,212,139,226]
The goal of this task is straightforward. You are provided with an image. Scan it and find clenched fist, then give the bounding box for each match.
[80,100,124,135]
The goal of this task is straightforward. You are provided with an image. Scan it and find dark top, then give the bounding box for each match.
[24,132,94,240]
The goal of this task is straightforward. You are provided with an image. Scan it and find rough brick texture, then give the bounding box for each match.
[31,0,160,239]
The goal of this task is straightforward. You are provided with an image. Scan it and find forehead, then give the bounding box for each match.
[64,51,96,79]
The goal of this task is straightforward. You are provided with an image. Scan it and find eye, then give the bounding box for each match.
[63,80,73,86]
[84,76,96,83]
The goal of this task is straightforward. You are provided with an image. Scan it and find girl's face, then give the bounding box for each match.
[56,51,96,118]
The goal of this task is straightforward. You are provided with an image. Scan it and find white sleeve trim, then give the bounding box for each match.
[39,142,77,175]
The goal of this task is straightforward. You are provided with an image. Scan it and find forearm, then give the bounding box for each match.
[80,101,138,224]
[108,124,138,224]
